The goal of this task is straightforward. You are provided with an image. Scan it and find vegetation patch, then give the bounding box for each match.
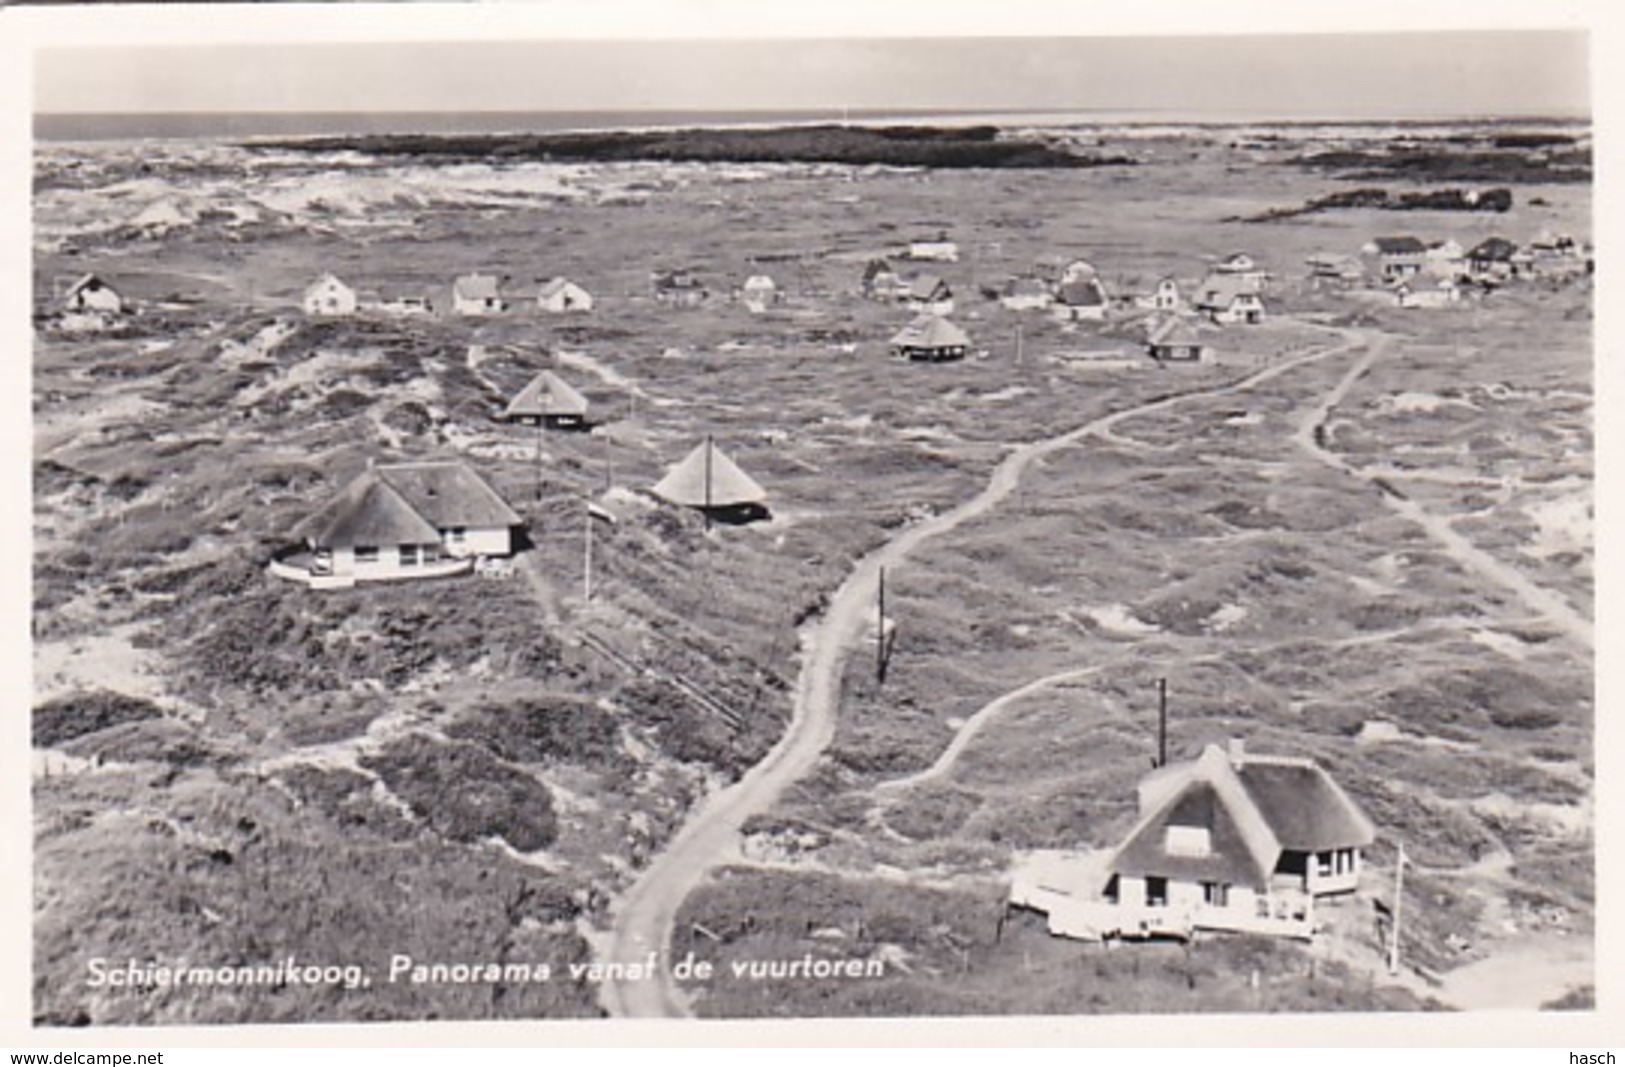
[359,735,559,852]
[33,690,164,749]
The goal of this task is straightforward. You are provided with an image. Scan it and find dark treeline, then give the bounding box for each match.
[1290,145,1590,184]
[249,124,1137,170]
[1239,186,1515,223]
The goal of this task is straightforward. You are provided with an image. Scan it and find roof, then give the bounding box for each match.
[1056,278,1106,307]
[655,270,704,290]
[1004,277,1051,298]
[906,274,951,300]
[1146,316,1205,347]
[1108,743,1376,890]
[65,273,116,297]
[1109,747,1281,891]
[1216,253,1257,272]
[652,439,767,508]
[890,314,970,350]
[743,275,777,290]
[1469,237,1519,261]
[454,274,502,300]
[1196,274,1264,307]
[538,277,587,300]
[1235,757,1377,852]
[295,461,522,548]
[504,370,589,419]
[1369,236,1428,255]
[303,272,351,297]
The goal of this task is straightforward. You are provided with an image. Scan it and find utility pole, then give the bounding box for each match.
[703,434,714,531]
[533,417,542,502]
[583,497,593,603]
[1157,677,1169,769]
[604,430,614,491]
[1388,842,1406,975]
[876,566,887,684]
[1015,320,1024,366]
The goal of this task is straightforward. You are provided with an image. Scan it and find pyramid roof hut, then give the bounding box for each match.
[652,437,768,519]
[890,314,970,361]
[503,370,590,426]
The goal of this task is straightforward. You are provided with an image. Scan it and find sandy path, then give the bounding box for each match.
[599,330,1366,1018]
[1293,338,1594,650]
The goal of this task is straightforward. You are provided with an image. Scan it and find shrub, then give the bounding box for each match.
[360,734,559,852]
[33,690,164,748]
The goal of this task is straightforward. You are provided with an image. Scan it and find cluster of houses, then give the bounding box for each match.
[1308,230,1590,308]
[300,271,595,319]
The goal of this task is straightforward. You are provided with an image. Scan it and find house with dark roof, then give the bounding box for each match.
[61,274,124,315]
[1145,316,1211,362]
[270,460,523,588]
[1195,275,1266,325]
[890,314,970,361]
[503,370,589,427]
[1361,236,1428,280]
[902,273,955,316]
[1466,237,1525,280]
[1009,740,1375,942]
[654,269,708,308]
[1052,277,1108,322]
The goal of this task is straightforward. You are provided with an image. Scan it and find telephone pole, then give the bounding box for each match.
[1388,842,1406,975]
[876,566,888,683]
[583,497,594,604]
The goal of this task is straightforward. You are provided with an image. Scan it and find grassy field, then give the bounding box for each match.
[32,121,1591,1022]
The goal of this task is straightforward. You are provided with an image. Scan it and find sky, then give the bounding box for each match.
[32,30,1590,120]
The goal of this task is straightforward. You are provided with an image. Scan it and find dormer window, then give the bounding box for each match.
[1164,825,1211,857]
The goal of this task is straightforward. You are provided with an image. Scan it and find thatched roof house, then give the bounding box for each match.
[890,314,970,361]
[503,370,589,426]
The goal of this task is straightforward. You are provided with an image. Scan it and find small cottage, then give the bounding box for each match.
[1000,277,1054,312]
[1423,239,1466,278]
[862,258,910,302]
[1052,277,1108,322]
[62,274,124,315]
[890,314,970,362]
[1195,275,1266,325]
[1058,259,1099,286]
[654,269,708,308]
[1213,253,1269,291]
[375,293,434,316]
[302,273,358,317]
[1361,237,1428,280]
[503,370,589,427]
[1009,740,1376,942]
[906,233,959,263]
[652,437,769,522]
[903,274,955,316]
[1305,253,1364,288]
[741,274,779,313]
[453,273,507,316]
[1391,274,1463,309]
[537,278,593,314]
[1149,277,1181,312]
[271,460,523,589]
[1466,237,1522,280]
[1145,316,1210,362]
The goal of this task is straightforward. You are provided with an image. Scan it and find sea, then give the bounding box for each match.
[33,107,1582,144]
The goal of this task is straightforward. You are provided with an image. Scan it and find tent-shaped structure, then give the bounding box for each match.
[652,437,769,523]
[890,314,970,362]
[503,370,590,427]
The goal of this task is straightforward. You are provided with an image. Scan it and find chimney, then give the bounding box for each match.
[1227,737,1246,767]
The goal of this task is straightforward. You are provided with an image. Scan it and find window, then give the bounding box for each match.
[1316,851,1335,878]
[1145,877,1168,908]
[449,527,467,544]
[399,545,420,567]
[1164,825,1211,857]
[1201,882,1229,907]
[355,546,379,565]
[1103,875,1119,904]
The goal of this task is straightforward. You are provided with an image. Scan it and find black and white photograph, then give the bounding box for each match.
[10,3,1608,1041]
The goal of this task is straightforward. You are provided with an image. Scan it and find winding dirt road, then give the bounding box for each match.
[598,331,1368,1017]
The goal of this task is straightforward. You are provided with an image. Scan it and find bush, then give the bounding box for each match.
[360,734,559,852]
[446,696,626,770]
[33,690,164,748]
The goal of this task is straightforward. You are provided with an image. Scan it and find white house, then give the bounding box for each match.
[1391,274,1463,309]
[654,269,708,308]
[906,234,959,262]
[271,460,523,589]
[537,278,594,314]
[1009,740,1376,942]
[741,274,779,313]
[62,274,124,315]
[1195,275,1266,325]
[453,273,507,316]
[1135,277,1181,312]
[1360,237,1428,281]
[1213,252,1269,290]
[1000,277,1053,312]
[302,273,358,317]
[1052,277,1108,322]
[1423,239,1466,278]
[903,274,955,316]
